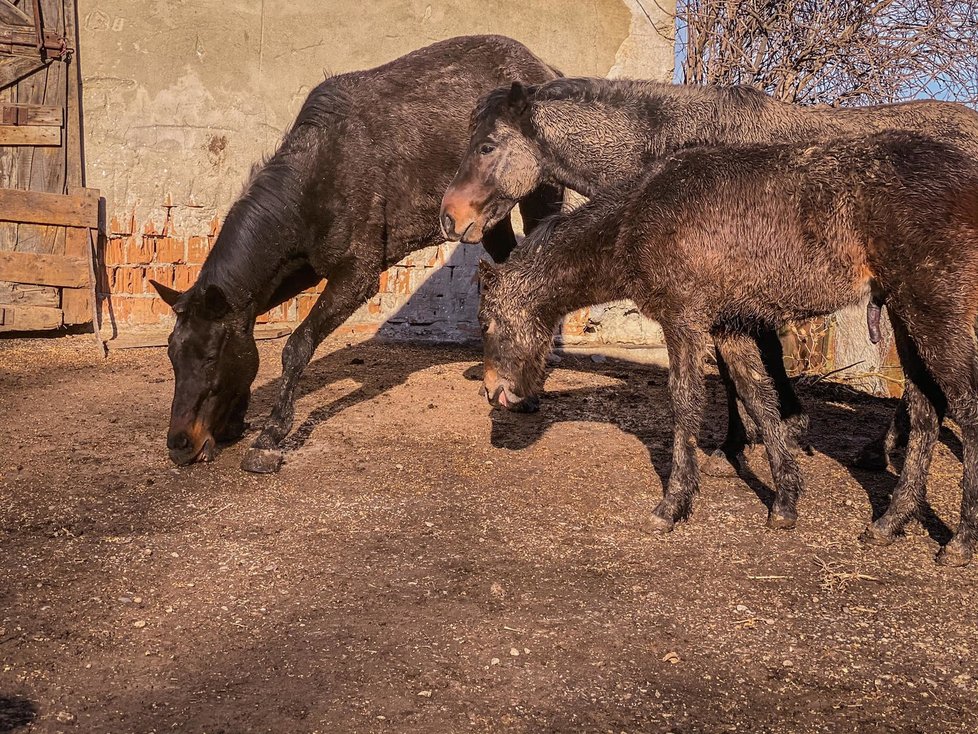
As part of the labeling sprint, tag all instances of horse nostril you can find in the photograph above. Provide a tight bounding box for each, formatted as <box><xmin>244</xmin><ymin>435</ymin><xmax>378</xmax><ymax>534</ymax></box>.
<box><xmin>167</xmin><ymin>432</ymin><xmax>191</xmax><ymax>451</ymax></box>
<box><xmin>441</xmin><ymin>211</ymin><xmax>456</xmax><ymax>239</ymax></box>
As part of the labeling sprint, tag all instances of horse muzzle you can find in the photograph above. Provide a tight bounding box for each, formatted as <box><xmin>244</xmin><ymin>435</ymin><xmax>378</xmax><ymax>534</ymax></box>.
<box><xmin>480</xmin><ymin>381</ymin><xmax>539</xmax><ymax>413</ymax></box>
<box><xmin>440</xmin><ymin>190</ymin><xmax>491</xmax><ymax>244</ymax></box>
<box><xmin>167</xmin><ymin>420</ymin><xmax>217</xmax><ymax>466</ymax></box>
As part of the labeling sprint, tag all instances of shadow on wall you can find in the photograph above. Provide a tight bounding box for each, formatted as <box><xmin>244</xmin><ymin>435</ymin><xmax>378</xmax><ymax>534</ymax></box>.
<box><xmin>247</xmin><ymin>240</ymin><xmax>494</xmax><ymax>455</ymax></box>
<box><xmin>370</xmin><ymin>240</ymin><xmax>487</xmax><ymax>344</ymax></box>
<box><xmin>94</xmin><ymin>231</ymin><xmax>116</xmax><ymax>340</ymax></box>
<box><xmin>90</xmin><ymin>231</ymin><xmax>496</xmax><ymax>343</ymax></box>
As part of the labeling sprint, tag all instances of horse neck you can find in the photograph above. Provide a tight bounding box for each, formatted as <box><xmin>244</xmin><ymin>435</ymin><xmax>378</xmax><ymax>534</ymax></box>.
<box><xmin>530</xmin><ymin>83</ymin><xmax>821</xmax><ymax>193</ymax></box>
<box><xmin>197</xmin><ymin>155</ymin><xmax>319</xmax><ymax>315</ymax></box>
<box><xmin>531</xmin><ymin>98</ymin><xmax>650</xmax><ymax>195</ymax></box>
<box><xmin>509</xmin><ymin>202</ymin><xmax>624</xmax><ymax>322</ymax></box>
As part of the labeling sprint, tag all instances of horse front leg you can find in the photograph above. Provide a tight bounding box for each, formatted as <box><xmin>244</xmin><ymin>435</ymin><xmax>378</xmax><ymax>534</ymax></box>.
<box><xmin>709</xmin><ymin>349</ymin><xmax>752</xmax><ymax>475</ymax></box>
<box><xmin>241</xmin><ymin>260</ymin><xmax>380</xmax><ymax>473</ymax></box>
<box><xmin>756</xmin><ymin>326</ymin><xmax>809</xmax><ymax>453</ymax></box>
<box><xmin>481</xmin><ymin>215</ymin><xmax>518</xmax><ymax>264</ymax></box>
<box><xmin>519</xmin><ymin>183</ymin><xmax>563</xmax><ymax>233</ymax></box>
<box><xmin>716</xmin><ymin>332</ymin><xmax>806</xmax><ymax>529</ymax></box>
<box><xmin>650</xmin><ymin>321</ymin><xmax>709</xmax><ymax>532</ymax></box>
<box><xmin>853</xmin><ymin>398</ymin><xmax>909</xmax><ymax>471</ymax></box>
<box><xmin>481</xmin><ymin>184</ymin><xmax>564</xmax><ymax>264</ymax></box>
<box><xmin>708</xmin><ymin>326</ymin><xmax>806</xmax><ymax>475</ymax></box>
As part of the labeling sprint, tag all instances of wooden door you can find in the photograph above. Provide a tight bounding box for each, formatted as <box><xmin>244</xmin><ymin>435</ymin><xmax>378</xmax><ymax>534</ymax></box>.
<box><xmin>0</xmin><ymin>0</ymin><xmax>98</xmax><ymax>333</ymax></box>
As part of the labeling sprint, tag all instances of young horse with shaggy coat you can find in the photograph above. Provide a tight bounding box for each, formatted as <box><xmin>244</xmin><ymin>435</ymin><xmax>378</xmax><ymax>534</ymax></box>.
<box><xmin>445</xmin><ymin>78</ymin><xmax>978</xmax><ymax>472</ymax></box>
<box><xmin>478</xmin><ymin>131</ymin><xmax>978</xmax><ymax>567</ymax></box>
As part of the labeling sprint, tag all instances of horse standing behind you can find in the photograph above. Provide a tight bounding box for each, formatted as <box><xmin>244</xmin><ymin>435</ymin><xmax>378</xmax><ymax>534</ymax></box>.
<box><xmin>442</xmin><ymin>78</ymin><xmax>978</xmax><ymax>471</ymax></box>
<box><xmin>148</xmin><ymin>36</ymin><xmax>562</xmax><ymax>472</ymax></box>
<box><xmin>478</xmin><ymin>131</ymin><xmax>978</xmax><ymax>566</ymax></box>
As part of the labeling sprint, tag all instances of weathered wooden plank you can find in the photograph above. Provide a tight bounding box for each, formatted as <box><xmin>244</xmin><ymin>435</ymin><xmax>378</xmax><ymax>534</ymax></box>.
<box><xmin>65</xmin><ymin>1</ymin><xmax>82</xmax><ymax>192</ymax></box>
<box><xmin>0</xmin><ymin>56</ymin><xmax>46</xmax><ymax>90</ymax></box>
<box><xmin>0</xmin><ymin>304</ymin><xmax>62</xmax><ymax>331</ymax></box>
<box><xmin>21</xmin><ymin>49</ymin><xmax>68</xmax><ymax>255</ymax></box>
<box><xmin>61</xmin><ymin>226</ymin><xmax>91</xmax><ymax>323</ymax></box>
<box><xmin>16</xmin><ymin>222</ymin><xmax>64</xmax><ymax>255</ymax></box>
<box><xmin>61</xmin><ymin>284</ymin><xmax>89</xmax><ymax>324</ymax></box>
<box><xmin>0</xmin><ymin>123</ymin><xmax>60</xmax><ymax>145</ymax></box>
<box><xmin>0</xmin><ymin>1</ymin><xmax>32</xmax><ymax>25</ymax></box>
<box><xmin>0</xmin><ymin>103</ymin><xmax>63</xmax><ymax>126</ymax></box>
<box><xmin>0</xmin><ymin>187</ymin><xmax>98</xmax><ymax>227</ymax></box>
<box><xmin>0</xmin><ymin>249</ymin><xmax>87</xmax><ymax>286</ymax></box>
<box><xmin>0</xmin><ymin>28</ymin><xmax>65</xmax><ymax>49</ymax></box>
<box><xmin>0</xmin><ymin>280</ymin><xmax>59</xmax><ymax>307</ymax></box>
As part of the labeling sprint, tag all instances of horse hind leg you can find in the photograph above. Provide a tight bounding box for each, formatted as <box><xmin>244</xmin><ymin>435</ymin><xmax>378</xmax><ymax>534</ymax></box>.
<box><xmin>926</xmin><ymin>331</ymin><xmax>978</xmax><ymax>566</ymax></box>
<box><xmin>860</xmin><ymin>315</ymin><xmax>945</xmax><ymax>547</ymax></box>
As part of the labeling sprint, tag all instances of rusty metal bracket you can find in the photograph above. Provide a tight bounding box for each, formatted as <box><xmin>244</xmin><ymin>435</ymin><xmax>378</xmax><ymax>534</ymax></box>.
<box><xmin>0</xmin><ymin>27</ymin><xmax>71</xmax><ymax>60</ymax></box>
<box><xmin>0</xmin><ymin>3</ymin><xmax>72</xmax><ymax>63</ymax></box>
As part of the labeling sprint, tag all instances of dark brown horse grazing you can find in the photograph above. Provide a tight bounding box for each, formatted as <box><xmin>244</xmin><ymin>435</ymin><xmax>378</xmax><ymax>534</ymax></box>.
<box><xmin>479</xmin><ymin>131</ymin><xmax>978</xmax><ymax>566</ymax></box>
<box><xmin>148</xmin><ymin>36</ymin><xmax>562</xmax><ymax>473</ymax></box>
<box><xmin>443</xmin><ymin>78</ymin><xmax>978</xmax><ymax>471</ymax></box>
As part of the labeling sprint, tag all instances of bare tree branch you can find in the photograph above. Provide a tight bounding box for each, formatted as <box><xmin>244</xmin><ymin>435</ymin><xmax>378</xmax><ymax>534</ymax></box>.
<box><xmin>676</xmin><ymin>0</ymin><xmax>978</xmax><ymax>106</ymax></box>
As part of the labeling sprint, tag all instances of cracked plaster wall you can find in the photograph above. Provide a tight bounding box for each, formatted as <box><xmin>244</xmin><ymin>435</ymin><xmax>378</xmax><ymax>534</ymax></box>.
<box><xmin>79</xmin><ymin>0</ymin><xmax>676</xmax><ymax>343</ymax></box>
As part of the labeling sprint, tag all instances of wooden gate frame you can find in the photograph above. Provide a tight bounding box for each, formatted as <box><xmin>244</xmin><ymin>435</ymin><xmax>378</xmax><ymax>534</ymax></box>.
<box><xmin>0</xmin><ymin>185</ymin><xmax>99</xmax><ymax>332</ymax></box>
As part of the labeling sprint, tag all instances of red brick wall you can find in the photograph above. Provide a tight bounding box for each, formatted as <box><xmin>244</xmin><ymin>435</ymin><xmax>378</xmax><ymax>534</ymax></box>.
<box><xmin>99</xmin><ymin>216</ymin><xmax>215</xmax><ymax>328</ymax></box>
<box><xmin>98</xmin><ymin>216</ymin><xmax>482</xmax><ymax>340</ymax></box>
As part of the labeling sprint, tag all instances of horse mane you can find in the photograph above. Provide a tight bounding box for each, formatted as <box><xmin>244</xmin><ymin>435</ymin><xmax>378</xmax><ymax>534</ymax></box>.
<box><xmin>471</xmin><ymin>76</ymin><xmax>773</xmax><ymax>133</ymax></box>
<box><xmin>290</xmin><ymin>83</ymin><xmax>350</xmax><ymax>131</ymax></box>
<box><xmin>196</xmin><ymin>82</ymin><xmax>350</xmax><ymax>308</ymax></box>
<box><xmin>470</xmin><ymin>85</ymin><xmax>514</xmax><ymax>132</ymax></box>
<box><xmin>510</xmin><ymin>213</ymin><xmax>564</xmax><ymax>261</ymax></box>
<box><xmin>531</xmin><ymin>77</ymin><xmax>771</xmax><ymax>111</ymax></box>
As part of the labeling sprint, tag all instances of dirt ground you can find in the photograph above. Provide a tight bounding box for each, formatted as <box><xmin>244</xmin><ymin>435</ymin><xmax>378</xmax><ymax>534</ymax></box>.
<box><xmin>1</xmin><ymin>333</ymin><xmax>976</xmax><ymax>734</ymax></box>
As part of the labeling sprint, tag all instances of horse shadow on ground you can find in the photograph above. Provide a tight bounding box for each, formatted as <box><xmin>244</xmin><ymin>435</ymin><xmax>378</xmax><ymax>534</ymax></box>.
<box><xmin>0</xmin><ymin>696</ymin><xmax>37</xmax><ymax>732</ymax></box>
<box><xmin>481</xmin><ymin>358</ymin><xmax>959</xmax><ymax>545</ymax></box>
<box><xmin>244</xmin><ymin>243</ymin><xmax>959</xmax><ymax>544</ymax></box>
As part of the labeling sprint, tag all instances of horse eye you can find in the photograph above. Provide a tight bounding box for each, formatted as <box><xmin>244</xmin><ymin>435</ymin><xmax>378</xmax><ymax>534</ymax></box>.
<box><xmin>479</xmin><ymin>143</ymin><xmax>496</xmax><ymax>155</ymax></box>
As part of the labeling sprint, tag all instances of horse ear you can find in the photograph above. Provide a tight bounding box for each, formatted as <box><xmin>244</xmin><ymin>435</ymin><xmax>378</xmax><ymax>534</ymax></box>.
<box><xmin>507</xmin><ymin>81</ymin><xmax>529</xmax><ymax>116</ymax></box>
<box><xmin>201</xmin><ymin>284</ymin><xmax>231</xmax><ymax>319</ymax></box>
<box><xmin>478</xmin><ymin>260</ymin><xmax>499</xmax><ymax>287</ymax></box>
<box><xmin>149</xmin><ymin>279</ymin><xmax>184</xmax><ymax>309</ymax></box>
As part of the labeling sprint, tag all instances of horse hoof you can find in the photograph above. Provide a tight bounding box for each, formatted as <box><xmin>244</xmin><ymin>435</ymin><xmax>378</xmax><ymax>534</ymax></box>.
<box><xmin>647</xmin><ymin>513</ymin><xmax>675</xmax><ymax>534</ymax></box>
<box><xmin>766</xmin><ymin>512</ymin><xmax>796</xmax><ymax>530</ymax></box>
<box><xmin>935</xmin><ymin>544</ymin><xmax>972</xmax><ymax>567</ymax></box>
<box><xmin>241</xmin><ymin>447</ymin><xmax>284</xmax><ymax>474</ymax></box>
<box><xmin>702</xmin><ymin>448</ymin><xmax>742</xmax><ymax>478</ymax></box>
<box><xmin>858</xmin><ymin>523</ymin><xmax>896</xmax><ymax>547</ymax></box>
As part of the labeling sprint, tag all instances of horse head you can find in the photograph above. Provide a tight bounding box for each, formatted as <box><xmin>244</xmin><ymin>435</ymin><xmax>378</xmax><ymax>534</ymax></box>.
<box><xmin>440</xmin><ymin>82</ymin><xmax>546</xmax><ymax>244</ymax></box>
<box><xmin>476</xmin><ymin>260</ymin><xmax>549</xmax><ymax>414</ymax></box>
<box><xmin>150</xmin><ymin>279</ymin><xmax>259</xmax><ymax>465</ymax></box>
